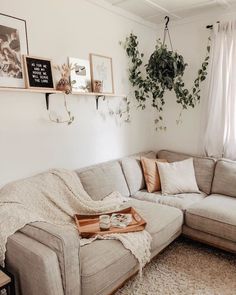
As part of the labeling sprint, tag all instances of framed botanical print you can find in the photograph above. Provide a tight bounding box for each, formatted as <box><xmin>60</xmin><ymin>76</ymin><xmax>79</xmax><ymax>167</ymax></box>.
<box><xmin>0</xmin><ymin>13</ymin><xmax>29</xmax><ymax>88</ymax></box>
<box><xmin>69</xmin><ymin>57</ymin><xmax>91</xmax><ymax>93</ymax></box>
<box><xmin>90</xmin><ymin>53</ymin><xmax>114</xmax><ymax>94</ymax></box>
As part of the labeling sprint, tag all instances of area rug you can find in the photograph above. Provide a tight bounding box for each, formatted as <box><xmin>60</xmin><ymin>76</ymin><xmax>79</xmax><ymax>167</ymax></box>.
<box><xmin>115</xmin><ymin>237</ymin><xmax>236</xmax><ymax>295</ymax></box>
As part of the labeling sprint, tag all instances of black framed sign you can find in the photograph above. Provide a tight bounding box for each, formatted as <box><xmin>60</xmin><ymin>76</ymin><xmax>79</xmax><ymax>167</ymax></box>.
<box><xmin>23</xmin><ymin>55</ymin><xmax>54</xmax><ymax>90</ymax></box>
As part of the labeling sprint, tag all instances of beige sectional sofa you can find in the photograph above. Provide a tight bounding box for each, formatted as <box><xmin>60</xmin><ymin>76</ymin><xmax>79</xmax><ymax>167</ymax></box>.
<box><xmin>4</xmin><ymin>150</ymin><xmax>236</xmax><ymax>295</ymax></box>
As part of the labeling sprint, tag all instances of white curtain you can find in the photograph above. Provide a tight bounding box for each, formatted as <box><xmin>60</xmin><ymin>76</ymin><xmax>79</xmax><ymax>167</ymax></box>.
<box><xmin>203</xmin><ymin>21</ymin><xmax>236</xmax><ymax>160</ymax></box>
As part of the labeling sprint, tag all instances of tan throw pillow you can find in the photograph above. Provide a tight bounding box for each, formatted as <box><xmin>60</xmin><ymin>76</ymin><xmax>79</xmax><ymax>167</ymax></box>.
<box><xmin>141</xmin><ymin>157</ymin><xmax>167</xmax><ymax>193</ymax></box>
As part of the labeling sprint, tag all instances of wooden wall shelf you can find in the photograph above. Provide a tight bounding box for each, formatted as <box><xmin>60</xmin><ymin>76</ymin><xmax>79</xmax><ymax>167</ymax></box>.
<box><xmin>0</xmin><ymin>87</ymin><xmax>126</xmax><ymax>110</ymax></box>
<box><xmin>0</xmin><ymin>87</ymin><xmax>62</xmax><ymax>94</ymax></box>
<box><xmin>72</xmin><ymin>92</ymin><xmax>126</xmax><ymax>109</ymax></box>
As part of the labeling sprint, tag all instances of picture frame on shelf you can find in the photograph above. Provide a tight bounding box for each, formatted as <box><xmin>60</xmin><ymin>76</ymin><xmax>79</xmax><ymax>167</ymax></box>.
<box><xmin>90</xmin><ymin>53</ymin><xmax>114</xmax><ymax>94</ymax></box>
<box><xmin>0</xmin><ymin>13</ymin><xmax>29</xmax><ymax>88</ymax></box>
<box><xmin>69</xmin><ymin>57</ymin><xmax>91</xmax><ymax>93</ymax></box>
<box><xmin>23</xmin><ymin>55</ymin><xmax>55</xmax><ymax>90</ymax></box>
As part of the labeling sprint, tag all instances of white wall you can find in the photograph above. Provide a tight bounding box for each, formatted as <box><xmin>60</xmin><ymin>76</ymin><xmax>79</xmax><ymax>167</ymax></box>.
<box><xmin>1</xmin><ymin>1</ymin><xmax>236</xmax><ymax>187</ymax></box>
<box><xmin>0</xmin><ymin>0</ymin><xmax>157</xmax><ymax>186</ymax></box>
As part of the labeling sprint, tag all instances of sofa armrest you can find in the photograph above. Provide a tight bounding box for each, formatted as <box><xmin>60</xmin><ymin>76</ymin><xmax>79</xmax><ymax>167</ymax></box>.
<box><xmin>6</xmin><ymin>232</ymin><xmax>64</xmax><ymax>295</ymax></box>
<box><xmin>20</xmin><ymin>222</ymin><xmax>81</xmax><ymax>295</ymax></box>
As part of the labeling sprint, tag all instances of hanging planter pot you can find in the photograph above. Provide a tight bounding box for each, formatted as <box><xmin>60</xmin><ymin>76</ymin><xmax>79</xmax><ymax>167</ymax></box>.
<box><xmin>146</xmin><ymin>43</ymin><xmax>187</xmax><ymax>90</ymax></box>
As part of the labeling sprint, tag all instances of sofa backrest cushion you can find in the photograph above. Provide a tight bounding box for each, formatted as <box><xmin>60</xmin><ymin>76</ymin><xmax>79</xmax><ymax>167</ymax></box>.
<box><xmin>76</xmin><ymin>161</ymin><xmax>130</xmax><ymax>201</ymax></box>
<box><xmin>212</xmin><ymin>159</ymin><xmax>236</xmax><ymax>198</ymax></box>
<box><xmin>157</xmin><ymin>150</ymin><xmax>216</xmax><ymax>195</ymax></box>
<box><xmin>121</xmin><ymin>151</ymin><xmax>157</xmax><ymax>195</ymax></box>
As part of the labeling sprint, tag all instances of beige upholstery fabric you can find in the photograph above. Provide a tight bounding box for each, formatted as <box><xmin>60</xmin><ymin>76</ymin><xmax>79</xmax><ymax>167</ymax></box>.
<box><xmin>20</xmin><ymin>222</ymin><xmax>81</xmax><ymax>295</ymax></box>
<box><xmin>121</xmin><ymin>157</ymin><xmax>145</xmax><ymax>195</ymax></box>
<box><xmin>128</xmin><ymin>199</ymin><xmax>183</xmax><ymax>252</ymax></box>
<box><xmin>186</xmin><ymin>194</ymin><xmax>236</xmax><ymax>242</ymax></box>
<box><xmin>183</xmin><ymin>226</ymin><xmax>236</xmax><ymax>253</ymax></box>
<box><xmin>6</xmin><ymin>232</ymin><xmax>64</xmax><ymax>295</ymax></box>
<box><xmin>212</xmin><ymin>159</ymin><xmax>236</xmax><ymax>198</ymax></box>
<box><xmin>80</xmin><ymin>199</ymin><xmax>183</xmax><ymax>295</ymax></box>
<box><xmin>132</xmin><ymin>189</ymin><xmax>162</xmax><ymax>203</ymax></box>
<box><xmin>159</xmin><ymin>192</ymin><xmax>206</xmax><ymax>211</ymax></box>
<box><xmin>132</xmin><ymin>190</ymin><xmax>205</xmax><ymax>211</ymax></box>
<box><xmin>76</xmin><ymin>161</ymin><xmax>130</xmax><ymax>200</ymax></box>
<box><xmin>157</xmin><ymin>150</ymin><xmax>216</xmax><ymax>194</ymax></box>
<box><xmin>81</xmin><ymin>239</ymin><xmax>137</xmax><ymax>295</ymax></box>
<box><xmin>121</xmin><ymin>151</ymin><xmax>157</xmax><ymax>195</ymax></box>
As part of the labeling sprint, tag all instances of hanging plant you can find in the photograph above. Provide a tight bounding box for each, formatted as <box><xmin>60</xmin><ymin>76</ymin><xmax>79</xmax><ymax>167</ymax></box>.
<box><xmin>121</xmin><ymin>17</ymin><xmax>211</xmax><ymax>130</ymax></box>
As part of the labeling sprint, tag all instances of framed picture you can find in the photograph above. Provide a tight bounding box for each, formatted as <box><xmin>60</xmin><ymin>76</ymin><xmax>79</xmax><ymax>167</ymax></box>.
<box><xmin>0</xmin><ymin>13</ymin><xmax>28</xmax><ymax>88</ymax></box>
<box><xmin>90</xmin><ymin>53</ymin><xmax>114</xmax><ymax>94</ymax></box>
<box><xmin>23</xmin><ymin>55</ymin><xmax>55</xmax><ymax>90</ymax></box>
<box><xmin>69</xmin><ymin>57</ymin><xmax>91</xmax><ymax>93</ymax></box>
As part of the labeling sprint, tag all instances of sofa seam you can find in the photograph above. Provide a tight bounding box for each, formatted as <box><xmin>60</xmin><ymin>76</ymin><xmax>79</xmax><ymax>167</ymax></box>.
<box><xmin>118</xmin><ymin>160</ymin><xmax>132</xmax><ymax>197</ymax></box>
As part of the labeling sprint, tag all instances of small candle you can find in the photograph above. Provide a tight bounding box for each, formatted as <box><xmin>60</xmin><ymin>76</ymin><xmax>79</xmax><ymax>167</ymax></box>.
<box><xmin>99</xmin><ymin>215</ymin><xmax>110</xmax><ymax>231</ymax></box>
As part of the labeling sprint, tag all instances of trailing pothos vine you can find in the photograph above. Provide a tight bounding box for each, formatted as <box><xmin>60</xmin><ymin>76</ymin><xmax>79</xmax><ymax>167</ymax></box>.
<box><xmin>121</xmin><ymin>30</ymin><xmax>211</xmax><ymax>130</ymax></box>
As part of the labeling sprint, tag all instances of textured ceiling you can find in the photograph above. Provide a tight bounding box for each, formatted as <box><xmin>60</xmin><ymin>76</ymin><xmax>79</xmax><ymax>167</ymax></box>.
<box><xmin>103</xmin><ymin>0</ymin><xmax>236</xmax><ymax>24</ymax></box>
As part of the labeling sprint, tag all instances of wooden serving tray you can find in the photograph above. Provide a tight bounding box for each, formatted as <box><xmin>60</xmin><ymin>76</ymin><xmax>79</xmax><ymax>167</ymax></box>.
<box><xmin>74</xmin><ymin>207</ymin><xmax>146</xmax><ymax>238</ymax></box>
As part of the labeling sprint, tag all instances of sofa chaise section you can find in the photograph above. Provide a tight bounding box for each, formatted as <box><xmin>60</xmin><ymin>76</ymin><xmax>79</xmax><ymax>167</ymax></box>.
<box><xmin>184</xmin><ymin>159</ymin><xmax>236</xmax><ymax>253</ymax></box>
<box><xmin>79</xmin><ymin>198</ymin><xmax>183</xmax><ymax>295</ymax></box>
<box><xmin>75</xmin><ymin>157</ymin><xmax>183</xmax><ymax>294</ymax></box>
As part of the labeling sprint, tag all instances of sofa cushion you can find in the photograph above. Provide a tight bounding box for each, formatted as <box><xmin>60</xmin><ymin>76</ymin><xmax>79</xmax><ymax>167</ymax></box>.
<box><xmin>128</xmin><ymin>199</ymin><xmax>183</xmax><ymax>251</ymax></box>
<box><xmin>132</xmin><ymin>189</ymin><xmax>162</xmax><ymax>203</ymax></box>
<box><xmin>212</xmin><ymin>159</ymin><xmax>236</xmax><ymax>198</ymax></box>
<box><xmin>121</xmin><ymin>151</ymin><xmax>157</xmax><ymax>195</ymax></box>
<box><xmin>132</xmin><ymin>189</ymin><xmax>205</xmax><ymax>211</ymax></box>
<box><xmin>76</xmin><ymin>161</ymin><xmax>130</xmax><ymax>200</ymax></box>
<box><xmin>185</xmin><ymin>194</ymin><xmax>236</xmax><ymax>242</ymax></box>
<box><xmin>80</xmin><ymin>199</ymin><xmax>183</xmax><ymax>295</ymax></box>
<box><xmin>159</xmin><ymin>192</ymin><xmax>206</xmax><ymax>210</ymax></box>
<box><xmin>121</xmin><ymin>158</ymin><xmax>145</xmax><ymax>195</ymax></box>
<box><xmin>80</xmin><ymin>239</ymin><xmax>137</xmax><ymax>295</ymax></box>
<box><xmin>157</xmin><ymin>150</ymin><xmax>216</xmax><ymax>195</ymax></box>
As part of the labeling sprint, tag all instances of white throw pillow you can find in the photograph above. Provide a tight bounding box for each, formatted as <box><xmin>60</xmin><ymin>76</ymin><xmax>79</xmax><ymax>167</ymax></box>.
<box><xmin>156</xmin><ymin>158</ymin><xmax>200</xmax><ymax>195</ymax></box>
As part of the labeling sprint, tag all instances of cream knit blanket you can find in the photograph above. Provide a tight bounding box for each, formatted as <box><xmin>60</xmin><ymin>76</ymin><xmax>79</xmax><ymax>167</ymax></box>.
<box><xmin>0</xmin><ymin>169</ymin><xmax>151</xmax><ymax>270</ymax></box>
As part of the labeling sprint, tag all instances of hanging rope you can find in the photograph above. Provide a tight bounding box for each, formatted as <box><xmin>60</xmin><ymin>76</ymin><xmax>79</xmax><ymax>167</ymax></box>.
<box><xmin>163</xmin><ymin>16</ymin><xmax>173</xmax><ymax>51</ymax></box>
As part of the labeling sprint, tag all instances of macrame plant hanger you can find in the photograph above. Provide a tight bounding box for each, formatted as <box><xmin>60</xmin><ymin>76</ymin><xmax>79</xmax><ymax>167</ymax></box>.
<box><xmin>163</xmin><ymin>16</ymin><xmax>173</xmax><ymax>51</ymax></box>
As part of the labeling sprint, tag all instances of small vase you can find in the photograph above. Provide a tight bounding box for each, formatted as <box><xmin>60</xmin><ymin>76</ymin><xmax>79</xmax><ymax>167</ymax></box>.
<box><xmin>56</xmin><ymin>78</ymin><xmax>71</xmax><ymax>94</ymax></box>
<box><xmin>93</xmin><ymin>80</ymin><xmax>103</xmax><ymax>93</ymax></box>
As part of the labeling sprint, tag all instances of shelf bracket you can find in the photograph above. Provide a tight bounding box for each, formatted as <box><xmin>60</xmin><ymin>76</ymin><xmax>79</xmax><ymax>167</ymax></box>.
<box><xmin>95</xmin><ymin>95</ymin><xmax>106</xmax><ymax>110</ymax></box>
<box><xmin>45</xmin><ymin>93</ymin><xmax>51</xmax><ymax>110</ymax></box>
<box><xmin>45</xmin><ymin>92</ymin><xmax>60</xmax><ymax>110</ymax></box>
